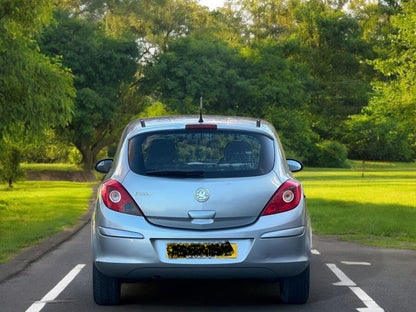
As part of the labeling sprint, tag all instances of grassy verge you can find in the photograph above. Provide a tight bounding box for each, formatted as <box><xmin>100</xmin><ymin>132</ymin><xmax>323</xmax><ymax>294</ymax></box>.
<box><xmin>21</xmin><ymin>163</ymin><xmax>82</xmax><ymax>172</ymax></box>
<box><xmin>296</xmin><ymin>161</ymin><xmax>416</xmax><ymax>249</ymax></box>
<box><xmin>0</xmin><ymin>181</ymin><xmax>95</xmax><ymax>263</ymax></box>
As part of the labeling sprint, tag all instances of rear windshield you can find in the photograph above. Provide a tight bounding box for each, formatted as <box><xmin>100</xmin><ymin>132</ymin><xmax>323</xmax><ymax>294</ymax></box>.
<box><xmin>128</xmin><ymin>130</ymin><xmax>274</xmax><ymax>178</ymax></box>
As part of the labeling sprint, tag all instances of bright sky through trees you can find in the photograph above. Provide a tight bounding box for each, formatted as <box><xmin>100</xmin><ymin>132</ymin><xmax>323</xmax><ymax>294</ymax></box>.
<box><xmin>199</xmin><ymin>0</ymin><xmax>224</xmax><ymax>10</ymax></box>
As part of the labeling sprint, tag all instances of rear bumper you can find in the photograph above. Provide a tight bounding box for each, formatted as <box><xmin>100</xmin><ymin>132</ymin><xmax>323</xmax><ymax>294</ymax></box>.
<box><xmin>93</xmin><ymin>224</ymin><xmax>311</xmax><ymax>281</ymax></box>
<box><xmin>96</xmin><ymin>263</ymin><xmax>310</xmax><ymax>281</ymax></box>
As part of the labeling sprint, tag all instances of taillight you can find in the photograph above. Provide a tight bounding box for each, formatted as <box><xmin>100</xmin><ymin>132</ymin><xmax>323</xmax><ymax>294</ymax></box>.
<box><xmin>100</xmin><ymin>180</ymin><xmax>143</xmax><ymax>216</ymax></box>
<box><xmin>185</xmin><ymin>124</ymin><xmax>217</xmax><ymax>130</ymax></box>
<box><xmin>261</xmin><ymin>180</ymin><xmax>302</xmax><ymax>215</ymax></box>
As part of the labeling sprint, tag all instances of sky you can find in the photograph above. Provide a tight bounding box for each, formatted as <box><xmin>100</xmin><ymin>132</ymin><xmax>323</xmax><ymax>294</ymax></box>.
<box><xmin>198</xmin><ymin>0</ymin><xmax>225</xmax><ymax>10</ymax></box>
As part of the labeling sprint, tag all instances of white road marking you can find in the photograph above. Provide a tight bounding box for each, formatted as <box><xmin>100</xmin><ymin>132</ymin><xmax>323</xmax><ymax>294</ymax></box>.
<box><xmin>311</xmin><ymin>249</ymin><xmax>321</xmax><ymax>255</ymax></box>
<box><xmin>25</xmin><ymin>264</ymin><xmax>86</xmax><ymax>312</ymax></box>
<box><xmin>351</xmin><ymin>287</ymin><xmax>385</xmax><ymax>312</ymax></box>
<box><xmin>326</xmin><ymin>263</ymin><xmax>356</xmax><ymax>286</ymax></box>
<box><xmin>327</xmin><ymin>263</ymin><xmax>384</xmax><ymax>312</ymax></box>
<box><xmin>342</xmin><ymin>261</ymin><xmax>371</xmax><ymax>266</ymax></box>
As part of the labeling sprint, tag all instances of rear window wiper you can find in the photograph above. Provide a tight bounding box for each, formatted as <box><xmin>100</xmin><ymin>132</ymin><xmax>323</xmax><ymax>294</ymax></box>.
<box><xmin>144</xmin><ymin>170</ymin><xmax>206</xmax><ymax>177</ymax></box>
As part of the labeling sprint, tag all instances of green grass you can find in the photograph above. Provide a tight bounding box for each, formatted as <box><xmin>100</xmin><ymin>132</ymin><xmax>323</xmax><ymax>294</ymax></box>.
<box><xmin>21</xmin><ymin>163</ymin><xmax>82</xmax><ymax>172</ymax></box>
<box><xmin>0</xmin><ymin>181</ymin><xmax>95</xmax><ymax>263</ymax></box>
<box><xmin>296</xmin><ymin>161</ymin><xmax>416</xmax><ymax>249</ymax></box>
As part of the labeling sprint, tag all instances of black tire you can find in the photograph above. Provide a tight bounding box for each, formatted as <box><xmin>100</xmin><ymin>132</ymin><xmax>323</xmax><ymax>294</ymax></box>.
<box><xmin>280</xmin><ymin>265</ymin><xmax>310</xmax><ymax>304</ymax></box>
<box><xmin>93</xmin><ymin>264</ymin><xmax>121</xmax><ymax>305</ymax></box>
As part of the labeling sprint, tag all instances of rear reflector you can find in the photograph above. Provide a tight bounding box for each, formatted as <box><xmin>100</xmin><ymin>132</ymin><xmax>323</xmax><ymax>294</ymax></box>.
<box><xmin>185</xmin><ymin>124</ymin><xmax>217</xmax><ymax>130</ymax></box>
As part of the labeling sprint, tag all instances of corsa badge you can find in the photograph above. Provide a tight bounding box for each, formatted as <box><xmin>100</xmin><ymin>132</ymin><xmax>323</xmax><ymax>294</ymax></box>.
<box><xmin>195</xmin><ymin>187</ymin><xmax>210</xmax><ymax>202</ymax></box>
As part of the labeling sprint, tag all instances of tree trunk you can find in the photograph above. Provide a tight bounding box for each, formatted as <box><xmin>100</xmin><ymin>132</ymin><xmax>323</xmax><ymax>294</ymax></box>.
<box><xmin>361</xmin><ymin>159</ymin><xmax>366</xmax><ymax>178</ymax></box>
<box><xmin>80</xmin><ymin>148</ymin><xmax>95</xmax><ymax>172</ymax></box>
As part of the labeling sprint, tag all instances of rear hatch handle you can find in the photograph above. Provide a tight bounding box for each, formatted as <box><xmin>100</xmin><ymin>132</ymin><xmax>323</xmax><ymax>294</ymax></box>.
<box><xmin>188</xmin><ymin>210</ymin><xmax>216</xmax><ymax>219</ymax></box>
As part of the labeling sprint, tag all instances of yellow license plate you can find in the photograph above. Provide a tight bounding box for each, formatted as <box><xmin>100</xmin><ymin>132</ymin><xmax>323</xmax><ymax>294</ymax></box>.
<box><xmin>167</xmin><ymin>242</ymin><xmax>237</xmax><ymax>259</ymax></box>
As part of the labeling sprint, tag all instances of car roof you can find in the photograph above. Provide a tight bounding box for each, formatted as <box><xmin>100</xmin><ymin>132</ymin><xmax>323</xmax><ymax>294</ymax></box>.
<box><xmin>123</xmin><ymin>115</ymin><xmax>277</xmax><ymax>139</ymax></box>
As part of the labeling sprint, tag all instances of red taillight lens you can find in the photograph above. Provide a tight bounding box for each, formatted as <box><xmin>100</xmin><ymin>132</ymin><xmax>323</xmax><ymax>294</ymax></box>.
<box><xmin>261</xmin><ymin>180</ymin><xmax>302</xmax><ymax>215</ymax></box>
<box><xmin>101</xmin><ymin>180</ymin><xmax>143</xmax><ymax>216</ymax></box>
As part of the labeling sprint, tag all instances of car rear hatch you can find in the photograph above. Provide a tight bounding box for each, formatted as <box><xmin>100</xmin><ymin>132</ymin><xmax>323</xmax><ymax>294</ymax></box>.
<box><xmin>123</xmin><ymin>172</ymin><xmax>281</xmax><ymax>230</ymax></box>
<box><xmin>124</xmin><ymin>126</ymin><xmax>279</xmax><ymax>230</ymax></box>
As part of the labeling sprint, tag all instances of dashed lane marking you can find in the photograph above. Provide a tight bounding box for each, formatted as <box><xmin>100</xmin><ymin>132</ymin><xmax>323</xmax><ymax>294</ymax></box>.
<box><xmin>327</xmin><ymin>263</ymin><xmax>384</xmax><ymax>312</ymax></box>
<box><xmin>327</xmin><ymin>263</ymin><xmax>356</xmax><ymax>287</ymax></box>
<box><xmin>25</xmin><ymin>264</ymin><xmax>86</xmax><ymax>312</ymax></box>
<box><xmin>342</xmin><ymin>261</ymin><xmax>371</xmax><ymax>266</ymax></box>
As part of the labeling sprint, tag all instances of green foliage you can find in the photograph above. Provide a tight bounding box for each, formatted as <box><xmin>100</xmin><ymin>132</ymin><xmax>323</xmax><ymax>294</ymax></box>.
<box><xmin>345</xmin><ymin>1</ymin><xmax>416</xmax><ymax>161</ymax></box>
<box><xmin>238</xmin><ymin>43</ymin><xmax>311</xmax><ymax>117</ymax></box>
<box><xmin>139</xmin><ymin>102</ymin><xmax>171</xmax><ymax>118</ymax></box>
<box><xmin>0</xmin><ymin>0</ymin><xmax>54</xmax><ymax>36</ymax></box>
<box><xmin>141</xmin><ymin>33</ymin><xmax>245</xmax><ymax>114</ymax></box>
<box><xmin>3</xmin><ymin>0</ymin><xmax>416</xmax><ymax>170</ymax></box>
<box><xmin>140</xmin><ymin>33</ymin><xmax>317</xmax><ymax>162</ymax></box>
<box><xmin>231</xmin><ymin>0</ymin><xmax>297</xmax><ymax>42</ymax></box>
<box><xmin>67</xmin><ymin>147</ymin><xmax>83</xmax><ymax>165</ymax></box>
<box><xmin>314</xmin><ymin>140</ymin><xmax>349</xmax><ymax>168</ymax></box>
<box><xmin>62</xmin><ymin>0</ymin><xmax>210</xmax><ymax>60</ymax></box>
<box><xmin>38</xmin><ymin>11</ymin><xmax>140</xmax><ymax>170</ymax></box>
<box><xmin>0</xmin><ymin>145</ymin><xmax>25</xmax><ymax>188</ymax></box>
<box><xmin>0</xmin><ymin>39</ymin><xmax>75</xmax><ymax>132</ymax></box>
<box><xmin>0</xmin><ymin>0</ymin><xmax>75</xmax><ymax>182</ymax></box>
<box><xmin>0</xmin><ymin>2</ymin><xmax>75</xmax><ymax>138</ymax></box>
<box><xmin>21</xmin><ymin>129</ymin><xmax>74</xmax><ymax>163</ymax></box>
<box><xmin>344</xmin><ymin>106</ymin><xmax>415</xmax><ymax>162</ymax></box>
<box><xmin>289</xmin><ymin>0</ymin><xmax>372</xmax><ymax>139</ymax></box>
<box><xmin>264</xmin><ymin>106</ymin><xmax>319</xmax><ymax>162</ymax></box>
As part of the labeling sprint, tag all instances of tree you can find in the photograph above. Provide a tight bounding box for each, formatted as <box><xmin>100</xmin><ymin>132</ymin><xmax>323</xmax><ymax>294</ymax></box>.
<box><xmin>0</xmin><ymin>0</ymin><xmax>75</xmax><ymax>138</ymax></box>
<box><xmin>238</xmin><ymin>42</ymin><xmax>310</xmax><ymax>116</ymax></box>
<box><xmin>139</xmin><ymin>33</ymin><xmax>319</xmax><ymax>162</ymax></box>
<box><xmin>289</xmin><ymin>0</ymin><xmax>373</xmax><ymax>140</ymax></box>
<box><xmin>140</xmin><ymin>33</ymin><xmax>245</xmax><ymax>114</ymax></box>
<box><xmin>344</xmin><ymin>110</ymin><xmax>413</xmax><ymax>161</ymax></box>
<box><xmin>217</xmin><ymin>0</ymin><xmax>372</xmax><ymax>159</ymax></box>
<box><xmin>345</xmin><ymin>1</ymin><xmax>416</xmax><ymax>161</ymax></box>
<box><xmin>39</xmin><ymin>11</ymin><xmax>140</xmax><ymax>170</ymax></box>
<box><xmin>0</xmin><ymin>141</ymin><xmax>24</xmax><ymax>188</ymax></box>
<box><xmin>138</xmin><ymin>101</ymin><xmax>171</xmax><ymax>118</ymax></box>
<box><xmin>228</xmin><ymin>0</ymin><xmax>298</xmax><ymax>42</ymax></box>
<box><xmin>0</xmin><ymin>0</ymin><xmax>75</xmax><ymax>186</ymax></box>
<box><xmin>59</xmin><ymin>0</ymin><xmax>212</xmax><ymax>63</ymax></box>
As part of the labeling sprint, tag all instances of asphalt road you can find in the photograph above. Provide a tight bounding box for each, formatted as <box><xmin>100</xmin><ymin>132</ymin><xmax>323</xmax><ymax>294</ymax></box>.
<box><xmin>1</xmin><ymin>223</ymin><xmax>415</xmax><ymax>312</ymax></box>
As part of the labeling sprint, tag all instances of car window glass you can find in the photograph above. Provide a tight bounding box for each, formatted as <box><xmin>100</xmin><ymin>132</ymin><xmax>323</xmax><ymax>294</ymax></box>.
<box><xmin>129</xmin><ymin>130</ymin><xmax>274</xmax><ymax>178</ymax></box>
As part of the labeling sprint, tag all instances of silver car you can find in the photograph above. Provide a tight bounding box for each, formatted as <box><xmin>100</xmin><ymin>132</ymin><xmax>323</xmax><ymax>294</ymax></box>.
<box><xmin>92</xmin><ymin>115</ymin><xmax>311</xmax><ymax>305</ymax></box>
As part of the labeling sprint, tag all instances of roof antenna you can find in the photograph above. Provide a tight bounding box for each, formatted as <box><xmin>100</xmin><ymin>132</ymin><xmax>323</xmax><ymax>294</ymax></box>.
<box><xmin>198</xmin><ymin>97</ymin><xmax>204</xmax><ymax>123</ymax></box>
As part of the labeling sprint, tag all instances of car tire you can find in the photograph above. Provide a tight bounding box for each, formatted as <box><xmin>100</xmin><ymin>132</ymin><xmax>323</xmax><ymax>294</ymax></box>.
<box><xmin>280</xmin><ymin>265</ymin><xmax>310</xmax><ymax>304</ymax></box>
<box><xmin>93</xmin><ymin>264</ymin><xmax>121</xmax><ymax>305</ymax></box>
